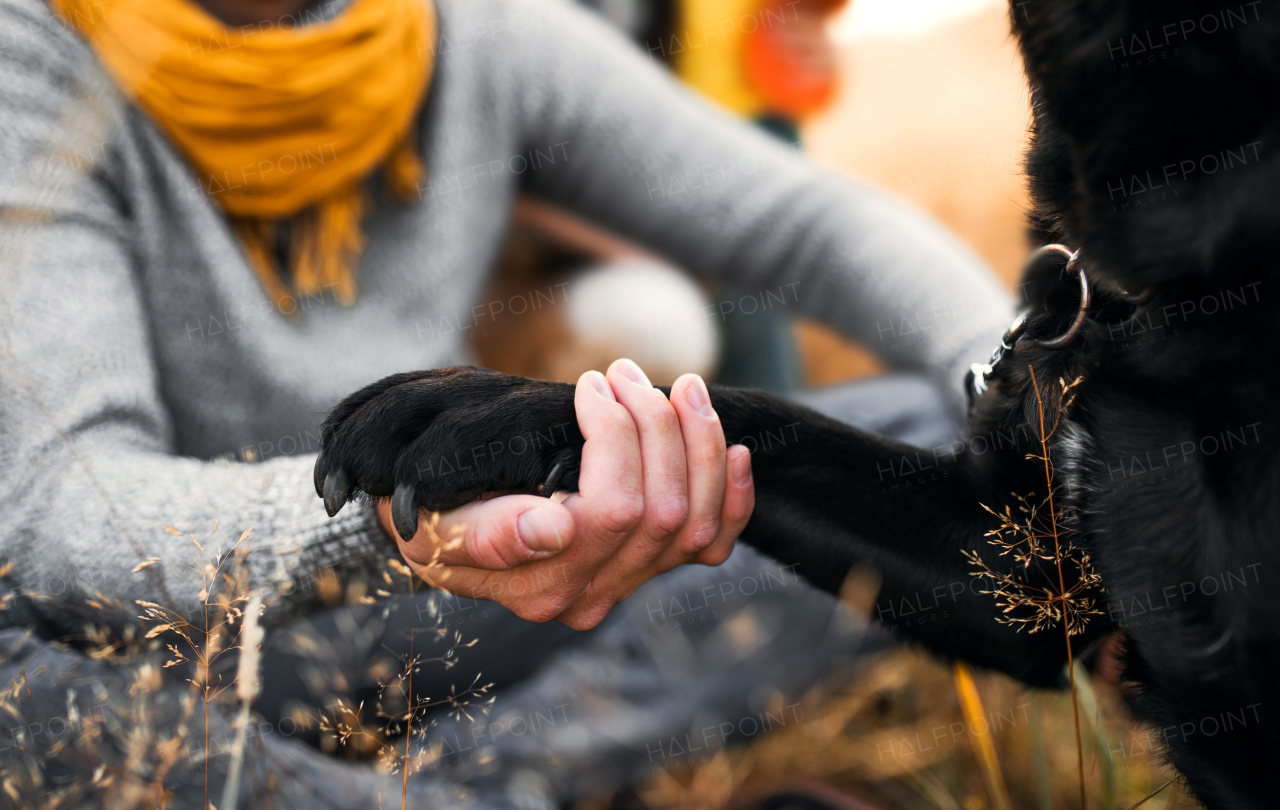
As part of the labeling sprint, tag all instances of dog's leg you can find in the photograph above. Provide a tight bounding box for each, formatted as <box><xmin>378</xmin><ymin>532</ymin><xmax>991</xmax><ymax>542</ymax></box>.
<box><xmin>317</xmin><ymin>368</ymin><xmax>1097</xmax><ymax>684</ymax></box>
<box><xmin>708</xmin><ymin>385</ymin><xmax>1090</xmax><ymax>685</ymax></box>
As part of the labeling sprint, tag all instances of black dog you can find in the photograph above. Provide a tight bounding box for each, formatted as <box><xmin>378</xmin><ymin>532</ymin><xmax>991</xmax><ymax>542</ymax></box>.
<box><xmin>316</xmin><ymin>2</ymin><xmax>1279</xmax><ymax>805</ymax></box>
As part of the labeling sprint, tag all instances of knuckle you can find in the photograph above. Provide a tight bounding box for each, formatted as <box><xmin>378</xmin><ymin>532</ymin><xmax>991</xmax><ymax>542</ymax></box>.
<box><xmin>649</xmin><ymin>405</ymin><xmax>681</xmax><ymax>434</ymax></box>
<box><xmin>566</xmin><ymin>595</ymin><xmax>618</xmax><ymax>630</ymax></box>
<box><xmin>648</xmin><ymin>495</ymin><xmax>690</xmax><ymax>537</ymax></box>
<box><xmin>563</xmin><ymin>612</ymin><xmax>605</xmax><ymax>631</ymax></box>
<box><xmin>682</xmin><ymin>519</ymin><xmax>720</xmax><ymax>552</ymax></box>
<box><xmin>596</xmin><ymin>490</ymin><xmax>645</xmax><ymax>534</ymax></box>
<box><xmin>599</xmin><ymin>406</ymin><xmax>638</xmax><ymax>435</ymax></box>
<box><xmin>512</xmin><ymin>597</ymin><xmax>566</xmax><ymax>624</ymax></box>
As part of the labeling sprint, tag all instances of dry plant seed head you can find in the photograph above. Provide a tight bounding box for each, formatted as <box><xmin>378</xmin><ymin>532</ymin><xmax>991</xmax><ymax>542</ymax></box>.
<box><xmin>970</xmin><ymin>367</ymin><xmax>1099</xmax><ymax>810</ymax></box>
<box><xmin>405</xmin><ymin>513</ymin><xmax>466</xmax><ymax>589</ymax></box>
<box><xmin>966</xmin><ymin>375</ymin><xmax>1104</xmax><ymax>637</ymax></box>
<box><xmin>235</xmin><ymin>595</ymin><xmax>263</xmax><ymax>703</ymax></box>
<box><xmin>965</xmin><ymin>498</ymin><xmax>1104</xmax><ymax>636</ymax></box>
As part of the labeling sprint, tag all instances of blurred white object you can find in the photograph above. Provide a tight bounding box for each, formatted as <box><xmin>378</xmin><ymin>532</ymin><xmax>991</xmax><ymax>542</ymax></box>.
<box><xmin>566</xmin><ymin>259</ymin><xmax>720</xmax><ymax>386</ymax></box>
<box><xmin>829</xmin><ymin>0</ymin><xmax>1001</xmax><ymax>41</ymax></box>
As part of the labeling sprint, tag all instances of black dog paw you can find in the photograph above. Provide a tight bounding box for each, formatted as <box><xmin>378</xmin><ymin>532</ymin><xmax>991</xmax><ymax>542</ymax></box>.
<box><xmin>314</xmin><ymin>367</ymin><xmax>582</xmax><ymax>539</ymax></box>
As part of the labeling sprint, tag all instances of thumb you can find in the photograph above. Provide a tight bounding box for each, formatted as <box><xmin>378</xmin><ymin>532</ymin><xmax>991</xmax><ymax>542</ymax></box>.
<box><xmin>400</xmin><ymin>494</ymin><xmax>576</xmax><ymax>571</ymax></box>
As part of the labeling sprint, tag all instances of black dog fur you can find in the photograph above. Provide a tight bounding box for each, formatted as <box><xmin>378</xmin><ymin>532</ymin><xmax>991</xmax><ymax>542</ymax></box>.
<box><xmin>317</xmin><ymin>3</ymin><xmax>1279</xmax><ymax>805</ymax></box>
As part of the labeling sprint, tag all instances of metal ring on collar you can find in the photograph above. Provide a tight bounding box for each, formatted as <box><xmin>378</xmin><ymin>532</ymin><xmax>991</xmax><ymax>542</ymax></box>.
<box><xmin>1020</xmin><ymin>244</ymin><xmax>1091</xmax><ymax>350</ymax></box>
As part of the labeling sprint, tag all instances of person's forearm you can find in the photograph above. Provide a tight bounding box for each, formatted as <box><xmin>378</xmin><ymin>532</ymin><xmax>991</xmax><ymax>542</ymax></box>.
<box><xmin>500</xmin><ymin>0</ymin><xmax>1012</xmax><ymax>409</ymax></box>
<box><xmin>2</xmin><ymin>423</ymin><xmax>389</xmax><ymax>633</ymax></box>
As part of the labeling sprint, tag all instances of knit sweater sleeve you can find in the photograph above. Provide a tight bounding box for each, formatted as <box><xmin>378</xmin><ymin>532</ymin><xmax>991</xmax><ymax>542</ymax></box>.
<box><xmin>0</xmin><ymin>1</ymin><xmax>392</xmax><ymax>630</ymax></box>
<box><xmin>485</xmin><ymin>0</ymin><xmax>1013</xmax><ymax>413</ymax></box>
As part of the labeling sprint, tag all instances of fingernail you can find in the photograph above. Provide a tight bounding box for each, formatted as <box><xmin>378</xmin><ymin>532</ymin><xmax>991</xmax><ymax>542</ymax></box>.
<box><xmin>684</xmin><ymin>376</ymin><xmax>715</xmax><ymax>419</ymax></box>
<box><xmin>518</xmin><ymin>507</ymin><xmax>569</xmax><ymax>553</ymax></box>
<box><xmin>587</xmin><ymin>371</ymin><xmax>615</xmax><ymax>401</ymax></box>
<box><xmin>615</xmin><ymin>358</ymin><xmax>650</xmax><ymax>387</ymax></box>
<box><xmin>731</xmin><ymin>448</ymin><xmax>752</xmax><ymax>486</ymax></box>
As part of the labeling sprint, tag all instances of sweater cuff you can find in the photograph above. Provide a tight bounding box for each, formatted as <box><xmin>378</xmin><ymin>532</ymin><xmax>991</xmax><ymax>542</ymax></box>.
<box><xmin>250</xmin><ymin>456</ymin><xmax>399</xmax><ymax>625</ymax></box>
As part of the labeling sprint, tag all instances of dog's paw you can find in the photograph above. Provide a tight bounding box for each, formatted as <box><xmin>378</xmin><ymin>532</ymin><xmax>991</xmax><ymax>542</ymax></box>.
<box><xmin>314</xmin><ymin>367</ymin><xmax>582</xmax><ymax>539</ymax></box>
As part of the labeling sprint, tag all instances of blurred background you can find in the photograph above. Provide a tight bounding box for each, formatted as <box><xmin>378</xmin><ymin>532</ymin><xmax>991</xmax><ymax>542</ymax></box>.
<box><xmin>478</xmin><ymin>0</ymin><xmax>1032</xmax><ymax>392</ymax></box>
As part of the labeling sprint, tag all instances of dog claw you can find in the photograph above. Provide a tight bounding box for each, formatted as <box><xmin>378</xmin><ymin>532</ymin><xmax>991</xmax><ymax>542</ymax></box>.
<box><xmin>323</xmin><ymin>468</ymin><xmax>350</xmax><ymax>517</ymax></box>
<box><xmin>392</xmin><ymin>484</ymin><xmax>419</xmax><ymax>541</ymax></box>
<box><xmin>540</xmin><ymin>461</ymin><xmax>566</xmax><ymax>497</ymax></box>
<box><xmin>313</xmin><ymin>453</ymin><xmax>328</xmax><ymax>499</ymax></box>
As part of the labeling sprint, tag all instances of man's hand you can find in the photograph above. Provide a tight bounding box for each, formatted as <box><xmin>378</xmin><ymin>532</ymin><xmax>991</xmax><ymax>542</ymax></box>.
<box><xmin>374</xmin><ymin>359</ymin><xmax>755</xmax><ymax>630</ymax></box>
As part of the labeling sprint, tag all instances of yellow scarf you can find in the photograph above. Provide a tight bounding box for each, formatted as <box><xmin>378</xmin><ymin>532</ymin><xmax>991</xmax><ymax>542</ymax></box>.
<box><xmin>51</xmin><ymin>0</ymin><xmax>436</xmax><ymax>310</ymax></box>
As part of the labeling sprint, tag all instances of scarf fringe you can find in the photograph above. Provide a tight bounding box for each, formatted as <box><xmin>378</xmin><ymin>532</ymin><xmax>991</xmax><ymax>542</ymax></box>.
<box><xmin>235</xmin><ymin>134</ymin><xmax>423</xmax><ymax>313</ymax></box>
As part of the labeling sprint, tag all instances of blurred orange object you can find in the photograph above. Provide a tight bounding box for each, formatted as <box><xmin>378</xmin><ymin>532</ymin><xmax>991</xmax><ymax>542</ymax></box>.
<box><xmin>745</xmin><ymin>0</ymin><xmax>847</xmax><ymax>120</ymax></box>
<box><xmin>676</xmin><ymin>0</ymin><xmax>848</xmax><ymax>122</ymax></box>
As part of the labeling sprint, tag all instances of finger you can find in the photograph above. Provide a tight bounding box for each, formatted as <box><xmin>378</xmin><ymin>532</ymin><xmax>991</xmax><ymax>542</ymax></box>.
<box><xmin>568</xmin><ymin>369</ymin><xmax>646</xmax><ymax>547</ymax></box>
<box><xmin>650</xmin><ymin>373</ymin><xmax>726</xmax><ymax>571</ymax></box>
<box><xmin>580</xmin><ymin>359</ymin><xmax>689</xmax><ymax>580</ymax></box>
<box><xmin>692</xmin><ymin>444</ymin><xmax>754</xmax><ymax>566</ymax></box>
<box><xmin>391</xmin><ymin>494</ymin><xmax>575</xmax><ymax>571</ymax></box>
<box><xmin>605</xmin><ymin>358</ymin><xmax>689</xmax><ymax>545</ymax></box>
<box><xmin>419</xmin><ymin>371</ymin><xmax>646</xmax><ymax>628</ymax></box>
<box><xmin>557</xmin><ymin>360</ymin><xmax>692</xmax><ymax>628</ymax></box>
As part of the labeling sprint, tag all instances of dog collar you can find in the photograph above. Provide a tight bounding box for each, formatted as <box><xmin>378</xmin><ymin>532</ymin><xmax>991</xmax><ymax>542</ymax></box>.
<box><xmin>970</xmin><ymin>244</ymin><xmax>1090</xmax><ymax>397</ymax></box>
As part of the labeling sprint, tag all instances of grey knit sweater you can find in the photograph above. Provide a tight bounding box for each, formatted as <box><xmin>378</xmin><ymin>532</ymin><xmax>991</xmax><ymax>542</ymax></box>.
<box><xmin>0</xmin><ymin>0</ymin><xmax>1013</xmax><ymax>628</ymax></box>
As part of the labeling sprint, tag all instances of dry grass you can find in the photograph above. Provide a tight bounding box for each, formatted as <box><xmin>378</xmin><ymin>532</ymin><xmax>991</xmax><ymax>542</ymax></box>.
<box><xmin>0</xmin><ymin>517</ymin><xmax>496</xmax><ymax>810</ymax></box>
<box><xmin>626</xmin><ymin>645</ymin><xmax>1195</xmax><ymax>810</ymax></box>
